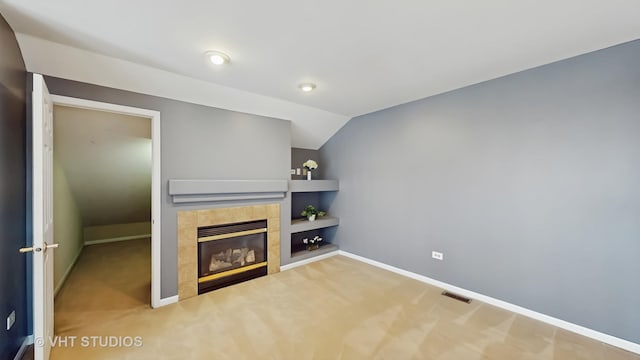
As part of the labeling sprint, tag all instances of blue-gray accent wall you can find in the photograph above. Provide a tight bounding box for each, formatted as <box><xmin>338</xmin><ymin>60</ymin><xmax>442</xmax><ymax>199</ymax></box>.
<box><xmin>0</xmin><ymin>13</ymin><xmax>29</xmax><ymax>359</ymax></box>
<box><xmin>320</xmin><ymin>40</ymin><xmax>640</xmax><ymax>343</ymax></box>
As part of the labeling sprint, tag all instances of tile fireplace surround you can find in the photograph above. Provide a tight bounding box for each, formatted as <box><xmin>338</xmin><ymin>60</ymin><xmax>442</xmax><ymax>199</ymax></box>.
<box><xmin>177</xmin><ymin>204</ymin><xmax>281</xmax><ymax>300</ymax></box>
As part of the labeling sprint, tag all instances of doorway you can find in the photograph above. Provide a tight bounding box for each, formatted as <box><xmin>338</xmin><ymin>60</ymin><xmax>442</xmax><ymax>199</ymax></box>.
<box><xmin>49</xmin><ymin>95</ymin><xmax>162</xmax><ymax>309</ymax></box>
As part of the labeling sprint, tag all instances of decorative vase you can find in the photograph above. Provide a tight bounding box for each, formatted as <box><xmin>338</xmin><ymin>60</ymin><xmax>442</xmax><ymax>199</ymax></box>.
<box><xmin>307</xmin><ymin>243</ymin><xmax>319</xmax><ymax>251</ymax></box>
<box><xmin>307</xmin><ymin>170</ymin><xmax>312</xmax><ymax>181</ymax></box>
<box><xmin>307</xmin><ymin>214</ymin><xmax>316</xmax><ymax>221</ymax></box>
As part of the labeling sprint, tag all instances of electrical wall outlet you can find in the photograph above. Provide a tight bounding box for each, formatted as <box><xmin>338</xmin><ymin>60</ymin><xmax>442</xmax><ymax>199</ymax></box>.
<box><xmin>432</xmin><ymin>251</ymin><xmax>444</xmax><ymax>261</ymax></box>
<box><xmin>6</xmin><ymin>310</ymin><xmax>15</xmax><ymax>331</ymax></box>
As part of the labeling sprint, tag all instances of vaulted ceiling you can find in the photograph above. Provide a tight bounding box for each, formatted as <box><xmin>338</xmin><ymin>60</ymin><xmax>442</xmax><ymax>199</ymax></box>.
<box><xmin>2</xmin><ymin>1</ymin><xmax>640</xmax><ymax>149</ymax></box>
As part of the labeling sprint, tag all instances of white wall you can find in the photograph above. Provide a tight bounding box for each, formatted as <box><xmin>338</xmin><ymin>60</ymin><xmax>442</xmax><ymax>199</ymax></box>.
<box><xmin>53</xmin><ymin>155</ymin><xmax>83</xmax><ymax>293</ymax></box>
<box><xmin>53</xmin><ymin>105</ymin><xmax>152</xmax><ymax>227</ymax></box>
<box><xmin>84</xmin><ymin>221</ymin><xmax>151</xmax><ymax>244</ymax></box>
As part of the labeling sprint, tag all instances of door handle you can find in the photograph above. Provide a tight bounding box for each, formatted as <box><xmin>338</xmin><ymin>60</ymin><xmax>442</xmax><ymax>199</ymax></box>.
<box><xmin>19</xmin><ymin>243</ymin><xmax>59</xmax><ymax>253</ymax></box>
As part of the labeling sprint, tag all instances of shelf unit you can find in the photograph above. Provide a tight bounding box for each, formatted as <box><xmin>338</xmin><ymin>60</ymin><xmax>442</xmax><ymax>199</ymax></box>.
<box><xmin>291</xmin><ymin>216</ymin><xmax>339</xmax><ymax>233</ymax></box>
<box><xmin>291</xmin><ymin>243</ymin><xmax>339</xmax><ymax>261</ymax></box>
<box><xmin>288</xmin><ymin>179</ymin><xmax>340</xmax><ymax>263</ymax></box>
<box><xmin>289</xmin><ymin>180</ymin><xmax>339</xmax><ymax>192</ymax></box>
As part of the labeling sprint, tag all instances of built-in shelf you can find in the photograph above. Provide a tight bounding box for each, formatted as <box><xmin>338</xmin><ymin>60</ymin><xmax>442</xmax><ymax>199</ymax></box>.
<box><xmin>291</xmin><ymin>216</ymin><xmax>339</xmax><ymax>233</ymax></box>
<box><xmin>285</xmin><ymin>168</ymin><xmax>340</xmax><ymax>265</ymax></box>
<box><xmin>291</xmin><ymin>243</ymin><xmax>339</xmax><ymax>261</ymax></box>
<box><xmin>290</xmin><ymin>180</ymin><xmax>339</xmax><ymax>193</ymax></box>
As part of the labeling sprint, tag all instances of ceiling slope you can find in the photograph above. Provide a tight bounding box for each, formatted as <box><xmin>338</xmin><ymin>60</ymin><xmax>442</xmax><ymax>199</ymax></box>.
<box><xmin>54</xmin><ymin>105</ymin><xmax>152</xmax><ymax>226</ymax></box>
<box><xmin>17</xmin><ymin>34</ymin><xmax>350</xmax><ymax>150</ymax></box>
<box><xmin>2</xmin><ymin>1</ymin><xmax>640</xmax><ymax>148</ymax></box>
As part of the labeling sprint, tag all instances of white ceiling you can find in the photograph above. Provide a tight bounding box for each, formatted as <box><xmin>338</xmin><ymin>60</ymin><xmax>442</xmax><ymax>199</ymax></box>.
<box><xmin>3</xmin><ymin>1</ymin><xmax>640</xmax><ymax>148</ymax></box>
<box><xmin>54</xmin><ymin>105</ymin><xmax>151</xmax><ymax>227</ymax></box>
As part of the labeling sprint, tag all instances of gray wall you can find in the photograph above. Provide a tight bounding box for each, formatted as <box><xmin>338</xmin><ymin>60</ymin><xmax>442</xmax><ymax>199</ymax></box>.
<box><xmin>291</xmin><ymin>147</ymin><xmax>322</xmax><ymax>180</ymax></box>
<box><xmin>0</xmin><ymin>13</ymin><xmax>28</xmax><ymax>359</ymax></box>
<box><xmin>320</xmin><ymin>40</ymin><xmax>640</xmax><ymax>343</ymax></box>
<box><xmin>290</xmin><ymin>147</ymin><xmax>321</xmax><ymax>219</ymax></box>
<box><xmin>43</xmin><ymin>76</ymin><xmax>291</xmax><ymax>298</ymax></box>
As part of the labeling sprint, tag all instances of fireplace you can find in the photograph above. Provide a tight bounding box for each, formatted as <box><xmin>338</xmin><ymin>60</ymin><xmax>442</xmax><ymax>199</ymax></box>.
<box><xmin>197</xmin><ymin>220</ymin><xmax>268</xmax><ymax>294</ymax></box>
<box><xmin>177</xmin><ymin>204</ymin><xmax>280</xmax><ymax>301</ymax></box>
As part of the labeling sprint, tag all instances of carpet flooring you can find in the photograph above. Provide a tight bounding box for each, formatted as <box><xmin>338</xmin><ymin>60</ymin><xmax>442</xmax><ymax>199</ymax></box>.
<box><xmin>50</xmin><ymin>239</ymin><xmax>639</xmax><ymax>359</ymax></box>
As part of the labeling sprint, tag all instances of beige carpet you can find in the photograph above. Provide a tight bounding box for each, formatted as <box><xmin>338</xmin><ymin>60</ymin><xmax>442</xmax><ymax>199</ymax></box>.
<box><xmin>51</xmin><ymin>241</ymin><xmax>638</xmax><ymax>359</ymax></box>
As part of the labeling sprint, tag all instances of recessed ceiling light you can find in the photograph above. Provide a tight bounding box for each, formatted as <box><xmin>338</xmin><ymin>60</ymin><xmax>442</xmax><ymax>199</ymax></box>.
<box><xmin>299</xmin><ymin>83</ymin><xmax>316</xmax><ymax>92</ymax></box>
<box><xmin>205</xmin><ymin>51</ymin><xmax>230</xmax><ymax>65</ymax></box>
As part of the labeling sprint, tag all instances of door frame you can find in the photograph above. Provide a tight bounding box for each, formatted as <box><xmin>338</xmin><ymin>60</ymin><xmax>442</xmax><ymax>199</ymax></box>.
<box><xmin>49</xmin><ymin>95</ymin><xmax>163</xmax><ymax>308</ymax></box>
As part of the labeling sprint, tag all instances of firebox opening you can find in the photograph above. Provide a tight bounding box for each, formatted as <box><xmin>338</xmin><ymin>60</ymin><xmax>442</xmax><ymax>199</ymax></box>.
<box><xmin>197</xmin><ymin>220</ymin><xmax>268</xmax><ymax>294</ymax></box>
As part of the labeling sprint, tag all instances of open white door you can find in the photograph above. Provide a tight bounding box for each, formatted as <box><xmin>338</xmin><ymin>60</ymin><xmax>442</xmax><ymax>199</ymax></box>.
<box><xmin>24</xmin><ymin>73</ymin><xmax>57</xmax><ymax>360</ymax></box>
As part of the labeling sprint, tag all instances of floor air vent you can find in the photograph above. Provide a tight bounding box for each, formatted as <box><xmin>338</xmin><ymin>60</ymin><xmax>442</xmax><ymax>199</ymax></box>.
<box><xmin>442</xmin><ymin>291</ymin><xmax>472</xmax><ymax>304</ymax></box>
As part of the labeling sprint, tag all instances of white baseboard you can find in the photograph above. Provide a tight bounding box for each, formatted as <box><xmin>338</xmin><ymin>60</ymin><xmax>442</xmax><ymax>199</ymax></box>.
<box><xmin>84</xmin><ymin>234</ymin><xmax>151</xmax><ymax>246</ymax></box>
<box><xmin>54</xmin><ymin>245</ymin><xmax>83</xmax><ymax>297</ymax></box>
<box><xmin>13</xmin><ymin>335</ymin><xmax>34</xmax><ymax>360</ymax></box>
<box><xmin>338</xmin><ymin>250</ymin><xmax>640</xmax><ymax>355</ymax></box>
<box><xmin>280</xmin><ymin>250</ymin><xmax>340</xmax><ymax>271</ymax></box>
<box><xmin>154</xmin><ymin>295</ymin><xmax>178</xmax><ymax>308</ymax></box>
